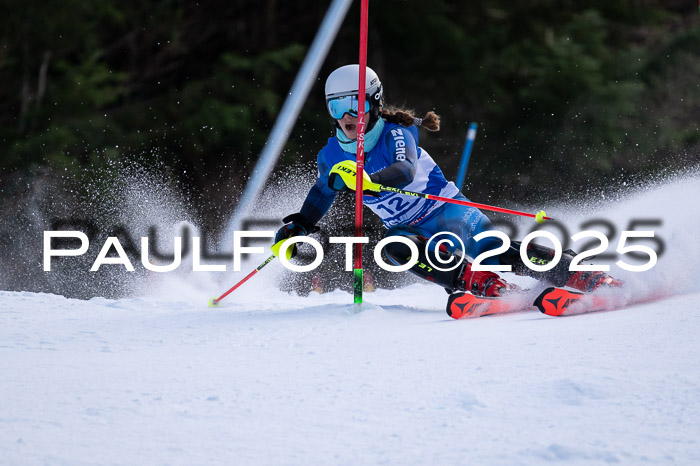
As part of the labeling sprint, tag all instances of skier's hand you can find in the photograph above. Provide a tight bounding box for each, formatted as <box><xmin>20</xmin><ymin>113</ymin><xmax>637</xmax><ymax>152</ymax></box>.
<box><xmin>274</xmin><ymin>213</ymin><xmax>318</xmax><ymax>259</ymax></box>
<box><xmin>328</xmin><ymin>160</ymin><xmax>382</xmax><ymax>196</ymax></box>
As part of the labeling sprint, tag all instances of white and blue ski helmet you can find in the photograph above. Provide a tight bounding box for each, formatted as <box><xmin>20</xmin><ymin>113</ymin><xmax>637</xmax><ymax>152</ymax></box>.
<box><xmin>324</xmin><ymin>65</ymin><xmax>383</xmax><ymax>129</ymax></box>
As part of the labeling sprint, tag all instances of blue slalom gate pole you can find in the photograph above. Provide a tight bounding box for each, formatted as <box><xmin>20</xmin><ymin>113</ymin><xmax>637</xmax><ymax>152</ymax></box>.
<box><xmin>455</xmin><ymin>122</ymin><xmax>478</xmax><ymax>191</ymax></box>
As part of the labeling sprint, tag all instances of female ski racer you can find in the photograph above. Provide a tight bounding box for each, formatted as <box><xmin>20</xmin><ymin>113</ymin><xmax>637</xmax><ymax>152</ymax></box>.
<box><xmin>276</xmin><ymin>65</ymin><xmax>621</xmax><ymax>298</ymax></box>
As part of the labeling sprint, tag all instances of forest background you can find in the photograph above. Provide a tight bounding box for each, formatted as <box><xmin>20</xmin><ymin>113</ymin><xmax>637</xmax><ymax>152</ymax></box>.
<box><xmin>2</xmin><ymin>0</ymin><xmax>699</xmax><ymax>223</ymax></box>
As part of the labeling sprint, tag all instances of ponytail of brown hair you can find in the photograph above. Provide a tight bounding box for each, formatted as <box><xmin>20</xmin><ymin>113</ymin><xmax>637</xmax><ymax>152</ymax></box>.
<box><xmin>380</xmin><ymin>106</ymin><xmax>440</xmax><ymax>132</ymax></box>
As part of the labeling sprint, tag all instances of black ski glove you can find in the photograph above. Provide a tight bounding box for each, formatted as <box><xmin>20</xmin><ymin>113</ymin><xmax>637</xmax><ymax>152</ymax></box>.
<box><xmin>274</xmin><ymin>213</ymin><xmax>319</xmax><ymax>259</ymax></box>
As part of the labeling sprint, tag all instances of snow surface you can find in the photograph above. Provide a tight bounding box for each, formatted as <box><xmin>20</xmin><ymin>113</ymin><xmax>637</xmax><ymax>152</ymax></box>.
<box><xmin>2</xmin><ymin>172</ymin><xmax>700</xmax><ymax>465</ymax></box>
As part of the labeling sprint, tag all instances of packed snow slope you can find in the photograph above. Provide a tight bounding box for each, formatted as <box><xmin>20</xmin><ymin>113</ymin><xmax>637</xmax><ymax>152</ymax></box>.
<box><xmin>2</xmin><ymin>288</ymin><xmax>700</xmax><ymax>465</ymax></box>
<box><xmin>2</xmin><ymin>172</ymin><xmax>700</xmax><ymax>465</ymax></box>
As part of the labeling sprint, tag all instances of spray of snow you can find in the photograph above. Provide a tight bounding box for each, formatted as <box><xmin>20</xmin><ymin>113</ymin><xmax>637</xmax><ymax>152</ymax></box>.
<box><xmin>520</xmin><ymin>167</ymin><xmax>700</xmax><ymax>296</ymax></box>
<box><xmin>6</xmin><ymin>158</ymin><xmax>697</xmax><ymax>304</ymax></box>
<box><xmin>145</xmin><ymin>166</ymin><xmax>700</xmax><ymax>307</ymax></box>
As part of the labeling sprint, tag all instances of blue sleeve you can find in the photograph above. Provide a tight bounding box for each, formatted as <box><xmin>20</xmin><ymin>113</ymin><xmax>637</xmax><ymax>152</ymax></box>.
<box><xmin>299</xmin><ymin>147</ymin><xmax>339</xmax><ymax>226</ymax></box>
<box><xmin>369</xmin><ymin>126</ymin><xmax>418</xmax><ymax>188</ymax></box>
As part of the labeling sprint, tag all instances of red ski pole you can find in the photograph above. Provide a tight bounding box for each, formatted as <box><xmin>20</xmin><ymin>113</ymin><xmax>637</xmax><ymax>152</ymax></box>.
<box><xmin>209</xmin><ymin>254</ymin><xmax>276</xmax><ymax>307</ymax></box>
<box><xmin>209</xmin><ymin>239</ymin><xmax>294</xmax><ymax>307</ymax></box>
<box><xmin>376</xmin><ymin>185</ymin><xmax>552</xmax><ymax>223</ymax></box>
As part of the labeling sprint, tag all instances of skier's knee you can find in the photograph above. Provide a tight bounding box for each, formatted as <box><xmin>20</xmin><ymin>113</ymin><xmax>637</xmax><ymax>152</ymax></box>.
<box><xmin>381</xmin><ymin>230</ymin><xmax>461</xmax><ymax>290</ymax></box>
<box><xmin>382</xmin><ymin>230</ymin><xmax>424</xmax><ymax>267</ymax></box>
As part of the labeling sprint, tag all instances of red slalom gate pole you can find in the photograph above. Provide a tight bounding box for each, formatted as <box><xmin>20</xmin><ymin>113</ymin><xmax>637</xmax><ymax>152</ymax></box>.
<box><xmin>209</xmin><ymin>254</ymin><xmax>276</xmax><ymax>307</ymax></box>
<box><xmin>354</xmin><ymin>0</ymin><xmax>369</xmax><ymax>310</ymax></box>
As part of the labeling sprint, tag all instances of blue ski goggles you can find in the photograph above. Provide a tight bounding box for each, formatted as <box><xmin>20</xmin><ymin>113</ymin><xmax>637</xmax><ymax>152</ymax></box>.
<box><xmin>326</xmin><ymin>95</ymin><xmax>370</xmax><ymax>120</ymax></box>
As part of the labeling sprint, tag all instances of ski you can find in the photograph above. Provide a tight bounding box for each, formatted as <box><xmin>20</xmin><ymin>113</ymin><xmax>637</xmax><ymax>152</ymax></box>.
<box><xmin>448</xmin><ymin>285</ymin><xmax>671</xmax><ymax>320</ymax></box>
<box><xmin>533</xmin><ymin>287</ymin><xmax>591</xmax><ymax>316</ymax></box>
<box><xmin>534</xmin><ymin>286</ymin><xmax>670</xmax><ymax>317</ymax></box>
<box><xmin>446</xmin><ymin>291</ymin><xmax>533</xmax><ymax>319</ymax></box>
